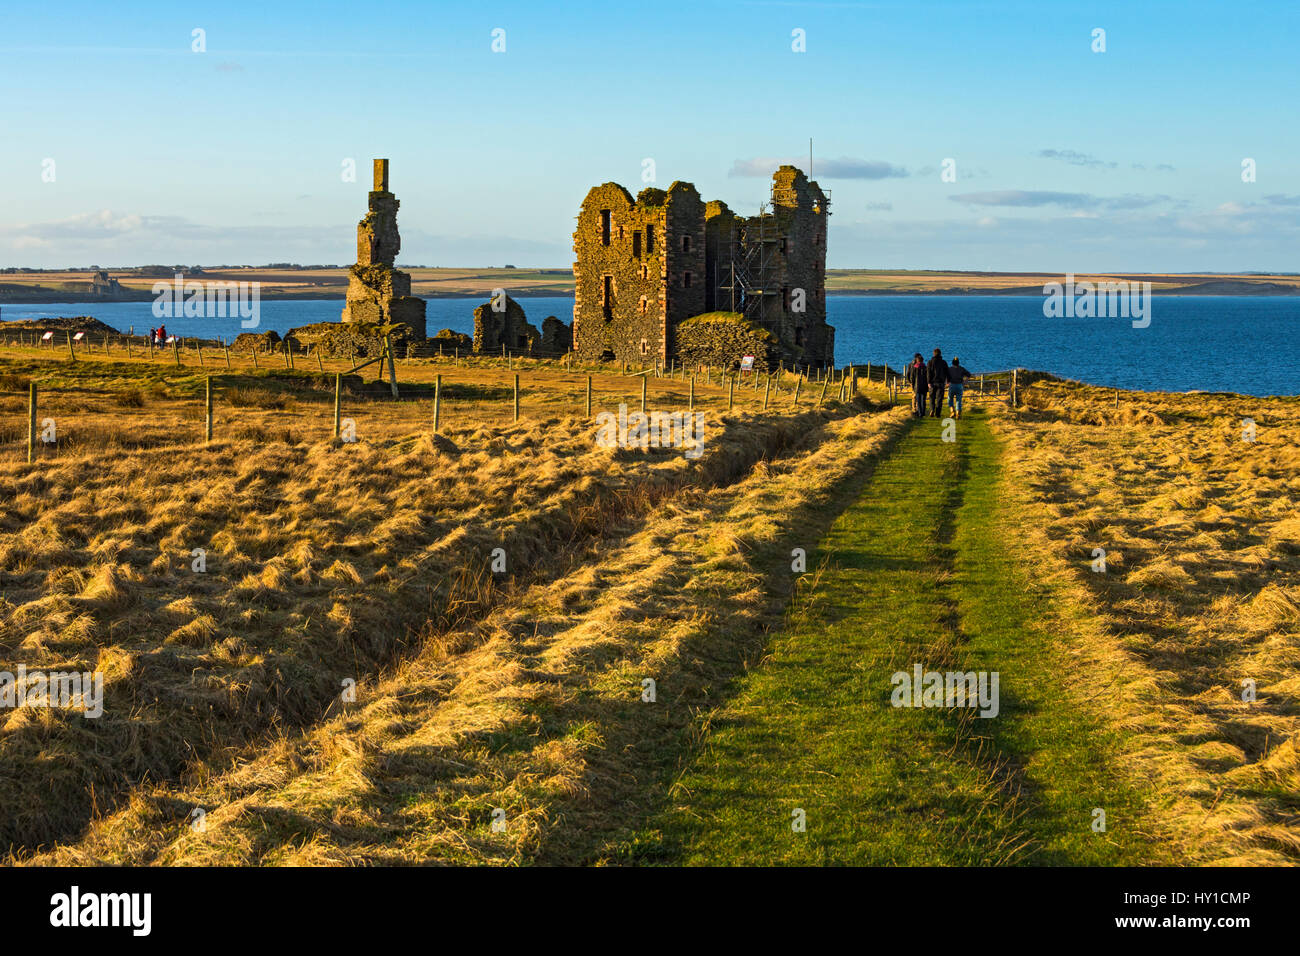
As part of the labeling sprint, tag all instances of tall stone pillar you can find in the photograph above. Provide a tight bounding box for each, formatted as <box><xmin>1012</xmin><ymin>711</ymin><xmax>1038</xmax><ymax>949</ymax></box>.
<box><xmin>341</xmin><ymin>159</ymin><xmax>427</xmax><ymax>340</ymax></box>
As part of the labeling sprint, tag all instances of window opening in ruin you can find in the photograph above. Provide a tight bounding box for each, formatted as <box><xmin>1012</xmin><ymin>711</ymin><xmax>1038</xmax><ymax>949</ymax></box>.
<box><xmin>601</xmin><ymin>349</ymin><xmax>616</xmax><ymax>361</ymax></box>
<box><xmin>795</xmin><ymin>326</ymin><xmax>804</xmax><ymax>345</ymax></box>
<box><xmin>646</xmin><ymin>224</ymin><xmax>655</xmax><ymax>253</ymax></box>
<box><xmin>640</xmin><ymin>339</ymin><xmax>648</xmax><ymax>355</ymax></box>
<box><xmin>681</xmin><ymin>235</ymin><xmax>691</xmax><ymax>253</ymax></box>
<box><xmin>782</xmin><ymin>285</ymin><xmax>791</xmax><ymax>312</ymax></box>
<box><xmin>639</xmin><ymin>295</ymin><xmax>647</xmax><ymax>314</ymax></box>
<box><xmin>602</xmin><ymin>275</ymin><xmax>613</xmax><ymax>319</ymax></box>
<box><xmin>600</xmin><ymin>210</ymin><xmax>611</xmax><ymax>246</ymax></box>
<box><xmin>633</xmin><ymin>231</ymin><xmax>642</xmax><ymax>257</ymax></box>
<box><xmin>683</xmin><ymin>271</ymin><xmax>692</xmax><ymax>288</ymax></box>
<box><xmin>779</xmin><ymin>237</ymin><xmax>788</xmax><ymax>254</ymax></box>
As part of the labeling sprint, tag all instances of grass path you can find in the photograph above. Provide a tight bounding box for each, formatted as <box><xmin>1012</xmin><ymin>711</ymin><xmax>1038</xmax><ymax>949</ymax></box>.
<box><xmin>628</xmin><ymin>410</ymin><xmax>1167</xmax><ymax>865</ymax></box>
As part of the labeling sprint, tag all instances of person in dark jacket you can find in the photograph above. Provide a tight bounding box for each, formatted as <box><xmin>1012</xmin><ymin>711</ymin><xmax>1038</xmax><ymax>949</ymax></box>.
<box><xmin>905</xmin><ymin>353</ymin><xmax>928</xmax><ymax>417</ymax></box>
<box><xmin>926</xmin><ymin>348</ymin><xmax>949</xmax><ymax>417</ymax></box>
<box><xmin>947</xmin><ymin>357</ymin><xmax>972</xmax><ymax>418</ymax></box>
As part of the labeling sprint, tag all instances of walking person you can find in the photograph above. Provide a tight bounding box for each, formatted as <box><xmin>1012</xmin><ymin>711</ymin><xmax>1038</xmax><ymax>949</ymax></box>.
<box><xmin>926</xmin><ymin>348</ymin><xmax>949</xmax><ymax>417</ymax></box>
<box><xmin>948</xmin><ymin>357</ymin><xmax>972</xmax><ymax>419</ymax></box>
<box><xmin>905</xmin><ymin>353</ymin><xmax>928</xmax><ymax>418</ymax></box>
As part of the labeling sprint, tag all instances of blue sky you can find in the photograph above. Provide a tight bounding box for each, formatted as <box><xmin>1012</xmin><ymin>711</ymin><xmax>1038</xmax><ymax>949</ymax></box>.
<box><xmin>2</xmin><ymin>0</ymin><xmax>1297</xmax><ymax>271</ymax></box>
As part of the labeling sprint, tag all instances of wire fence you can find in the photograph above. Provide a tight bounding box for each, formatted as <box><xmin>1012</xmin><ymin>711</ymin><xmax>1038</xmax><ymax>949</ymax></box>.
<box><xmin>0</xmin><ymin>336</ymin><xmax>968</xmax><ymax>465</ymax></box>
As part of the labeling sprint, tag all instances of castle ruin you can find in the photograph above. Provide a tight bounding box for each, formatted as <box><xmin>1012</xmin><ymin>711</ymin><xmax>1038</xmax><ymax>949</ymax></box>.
<box><xmin>341</xmin><ymin>159</ymin><xmax>427</xmax><ymax>340</ymax></box>
<box><xmin>571</xmin><ymin>166</ymin><xmax>832</xmax><ymax>368</ymax></box>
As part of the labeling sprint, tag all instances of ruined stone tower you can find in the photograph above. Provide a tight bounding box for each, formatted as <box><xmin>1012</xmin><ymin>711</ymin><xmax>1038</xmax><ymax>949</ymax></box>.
<box><xmin>571</xmin><ymin>167</ymin><xmax>832</xmax><ymax>368</ymax></box>
<box><xmin>341</xmin><ymin>159</ymin><xmax>427</xmax><ymax>340</ymax></box>
<box><xmin>571</xmin><ymin>181</ymin><xmax>706</xmax><ymax>364</ymax></box>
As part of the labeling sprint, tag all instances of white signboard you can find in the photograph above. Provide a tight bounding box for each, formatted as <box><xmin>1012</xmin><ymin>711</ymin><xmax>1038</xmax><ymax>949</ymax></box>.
<box><xmin>72</xmin><ymin>331</ymin><xmax>85</xmax><ymax>341</ymax></box>
<box><xmin>41</xmin><ymin>331</ymin><xmax>55</xmax><ymax>341</ymax></box>
<box><xmin>740</xmin><ymin>355</ymin><xmax>755</xmax><ymax>371</ymax></box>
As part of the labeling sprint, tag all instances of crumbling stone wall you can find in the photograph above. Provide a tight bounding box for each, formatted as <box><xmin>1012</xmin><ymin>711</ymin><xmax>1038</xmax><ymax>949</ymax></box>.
<box><xmin>571</xmin><ymin>181</ymin><xmax>705</xmax><ymax>364</ymax></box>
<box><xmin>430</xmin><ymin>328</ymin><xmax>472</xmax><ymax>350</ymax></box>
<box><xmin>572</xmin><ymin>167</ymin><xmax>830</xmax><ymax>368</ymax></box>
<box><xmin>540</xmin><ymin>315</ymin><xmax>572</xmax><ymax>353</ymax></box>
<box><xmin>341</xmin><ymin>159</ymin><xmax>427</xmax><ymax>340</ymax></box>
<box><xmin>675</xmin><ymin>312</ymin><xmax>779</xmax><ymax>372</ymax></box>
<box><xmin>232</xmin><ymin>330</ymin><xmax>282</xmax><ymax>352</ymax></box>
<box><xmin>285</xmin><ymin>321</ymin><xmax>411</xmax><ymax>358</ymax></box>
<box><xmin>473</xmin><ymin>293</ymin><xmax>540</xmax><ymax>352</ymax></box>
<box><xmin>763</xmin><ymin>165</ymin><xmax>832</xmax><ymax>367</ymax></box>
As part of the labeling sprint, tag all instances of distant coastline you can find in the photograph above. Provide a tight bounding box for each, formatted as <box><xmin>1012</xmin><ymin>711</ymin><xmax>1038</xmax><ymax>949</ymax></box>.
<box><xmin>3</xmin><ymin>268</ymin><xmax>1296</xmax><ymax>303</ymax></box>
<box><xmin>6</xmin><ymin>284</ymin><xmax>1298</xmax><ymax>303</ymax></box>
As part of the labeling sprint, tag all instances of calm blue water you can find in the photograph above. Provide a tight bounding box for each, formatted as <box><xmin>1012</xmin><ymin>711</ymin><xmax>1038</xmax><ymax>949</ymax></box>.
<box><xmin>3</xmin><ymin>295</ymin><xmax>1296</xmax><ymax>395</ymax></box>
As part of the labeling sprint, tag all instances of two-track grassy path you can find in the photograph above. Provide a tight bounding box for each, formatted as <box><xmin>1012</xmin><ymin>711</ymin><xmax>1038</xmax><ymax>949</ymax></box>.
<box><xmin>628</xmin><ymin>410</ymin><xmax>1166</xmax><ymax>865</ymax></box>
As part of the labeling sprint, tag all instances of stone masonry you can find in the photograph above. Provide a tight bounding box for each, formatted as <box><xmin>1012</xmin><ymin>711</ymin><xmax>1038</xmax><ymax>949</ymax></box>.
<box><xmin>341</xmin><ymin>159</ymin><xmax>427</xmax><ymax>340</ymax></box>
<box><xmin>571</xmin><ymin>182</ymin><xmax>706</xmax><ymax>364</ymax></box>
<box><xmin>473</xmin><ymin>293</ymin><xmax>540</xmax><ymax>352</ymax></box>
<box><xmin>572</xmin><ymin>166</ymin><xmax>833</xmax><ymax>368</ymax></box>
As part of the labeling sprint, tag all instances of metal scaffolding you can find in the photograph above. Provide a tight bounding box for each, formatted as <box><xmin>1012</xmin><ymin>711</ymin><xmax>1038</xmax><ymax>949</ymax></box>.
<box><xmin>715</xmin><ymin>182</ymin><xmax>830</xmax><ymax>339</ymax></box>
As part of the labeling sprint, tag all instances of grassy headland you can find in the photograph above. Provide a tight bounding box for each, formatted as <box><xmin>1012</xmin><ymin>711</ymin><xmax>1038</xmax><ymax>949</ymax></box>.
<box><xmin>0</xmin><ymin>344</ymin><xmax>1295</xmax><ymax>865</ymax></box>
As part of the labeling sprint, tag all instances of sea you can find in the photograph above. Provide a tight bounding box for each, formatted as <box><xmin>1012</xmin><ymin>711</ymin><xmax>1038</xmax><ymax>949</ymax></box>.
<box><xmin>2</xmin><ymin>295</ymin><xmax>1296</xmax><ymax>396</ymax></box>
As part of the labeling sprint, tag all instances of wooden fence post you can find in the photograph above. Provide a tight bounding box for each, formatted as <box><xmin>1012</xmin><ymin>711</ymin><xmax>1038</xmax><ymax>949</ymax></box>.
<box><xmin>689</xmin><ymin>375</ymin><xmax>695</xmax><ymax>412</ymax></box>
<box><xmin>333</xmin><ymin>373</ymin><xmax>342</xmax><ymax>439</ymax></box>
<box><xmin>27</xmin><ymin>382</ymin><xmax>37</xmax><ymax>464</ymax></box>
<box><xmin>66</xmin><ymin>331</ymin><xmax>76</xmax><ymax>362</ymax></box>
<box><xmin>433</xmin><ymin>374</ymin><xmax>441</xmax><ymax>433</ymax></box>
<box><xmin>205</xmin><ymin>376</ymin><xmax>213</xmax><ymax>443</ymax></box>
<box><xmin>384</xmin><ymin>334</ymin><xmax>399</xmax><ymax>398</ymax></box>
<box><xmin>173</xmin><ymin>338</ymin><xmax>181</xmax><ymax>368</ymax></box>
<box><xmin>728</xmin><ymin>374</ymin><xmax>734</xmax><ymax>411</ymax></box>
<box><xmin>224</xmin><ymin>345</ymin><xmax>231</xmax><ymax>370</ymax></box>
<box><xmin>641</xmin><ymin>374</ymin><xmax>647</xmax><ymax>414</ymax></box>
<box><xmin>586</xmin><ymin>375</ymin><xmax>592</xmax><ymax>417</ymax></box>
<box><xmin>763</xmin><ymin>376</ymin><xmax>771</xmax><ymax>410</ymax></box>
<box><xmin>513</xmin><ymin>373</ymin><xmax>520</xmax><ymax>422</ymax></box>
<box><xmin>793</xmin><ymin>376</ymin><xmax>802</xmax><ymax>406</ymax></box>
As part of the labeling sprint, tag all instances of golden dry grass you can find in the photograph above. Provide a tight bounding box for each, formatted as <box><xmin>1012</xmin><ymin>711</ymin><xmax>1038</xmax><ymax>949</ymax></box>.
<box><xmin>991</xmin><ymin>380</ymin><xmax>1300</xmax><ymax>864</ymax></box>
<box><xmin>14</xmin><ymin>399</ymin><xmax>909</xmax><ymax>865</ymax></box>
<box><xmin>0</xmin><ymin>342</ymin><xmax>883</xmax><ymax>858</ymax></box>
